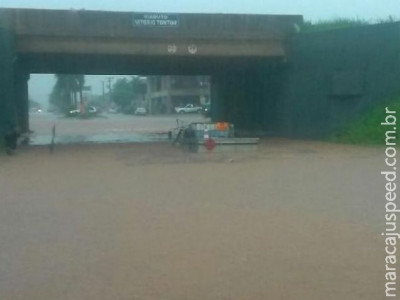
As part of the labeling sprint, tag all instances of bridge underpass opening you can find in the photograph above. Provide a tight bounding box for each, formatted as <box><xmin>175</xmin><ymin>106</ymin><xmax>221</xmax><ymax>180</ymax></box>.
<box><xmin>19</xmin><ymin>45</ymin><xmax>289</xmax><ymax>145</ymax></box>
<box><xmin>24</xmin><ymin>56</ymin><xmax>286</xmax><ymax>146</ymax></box>
<box><xmin>27</xmin><ymin>74</ymin><xmax>212</xmax><ymax>146</ymax></box>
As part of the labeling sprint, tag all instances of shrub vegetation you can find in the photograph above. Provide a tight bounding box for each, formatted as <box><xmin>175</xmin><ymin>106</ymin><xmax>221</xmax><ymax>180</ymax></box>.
<box><xmin>329</xmin><ymin>96</ymin><xmax>400</xmax><ymax>144</ymax></box>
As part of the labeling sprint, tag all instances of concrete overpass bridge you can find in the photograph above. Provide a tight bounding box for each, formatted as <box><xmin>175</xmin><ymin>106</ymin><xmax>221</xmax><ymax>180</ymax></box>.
<box><xmin>0</xmin><ymin>8</ymin><xmax>302</xmax><ymax>135</ymax></box>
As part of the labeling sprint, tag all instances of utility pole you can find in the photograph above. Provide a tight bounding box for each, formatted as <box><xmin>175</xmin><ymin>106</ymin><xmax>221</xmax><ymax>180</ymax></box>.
<box><xmin>106</xmin><ymin>77</ymin><xmax>113</xmax><ymax>104</ymax></box>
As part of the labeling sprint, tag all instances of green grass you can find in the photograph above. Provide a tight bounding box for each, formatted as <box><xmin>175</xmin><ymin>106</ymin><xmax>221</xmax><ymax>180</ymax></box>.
<box><xmin>329</xmin><ymin>97</ymin><xmax>400</xmax><ymax>144</ymax></box>
<box><xmin>301</xmin><ymin>17</ymin><xmax>399</xmax><ymax>33</ymax></box>
<box><xmin>301</xmin><ymin>18</ymin><xmax>369</xmax><ymax>33</ymax></box>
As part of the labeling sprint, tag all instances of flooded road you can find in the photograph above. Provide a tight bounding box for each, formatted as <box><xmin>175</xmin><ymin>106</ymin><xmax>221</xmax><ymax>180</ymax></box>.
<box><xmin>0</xmin><ymin>140</ymin><xmax>386</xmax><ymax>299</ymax></box>
<box><xmin>28</xmin><ymin>112</ymin><xmax>207</xmax><ymax>145</ymax></box>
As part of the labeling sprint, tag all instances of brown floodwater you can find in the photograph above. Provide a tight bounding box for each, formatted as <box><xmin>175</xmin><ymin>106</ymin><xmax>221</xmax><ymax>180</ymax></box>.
<box><xmin>0</xmin><ymin>140</ymin><xmax>387</xmax><ymax>299</ymax></box>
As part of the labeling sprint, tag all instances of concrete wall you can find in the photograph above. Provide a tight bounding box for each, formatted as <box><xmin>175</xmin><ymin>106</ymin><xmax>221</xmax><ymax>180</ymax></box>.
<box><xmin>211</xmin><ymin>22</ymin><xmax>400</xmax><ymax>139</ymax></box>
<box><xmin>0</xmin><ymin>28</ymin><xmax>16</xmax><ymax>137</ymax></box>
<box><xmin>278</xmin><ymin>22</ymin><xmax>400</xmax><ymax>138</ymax></box>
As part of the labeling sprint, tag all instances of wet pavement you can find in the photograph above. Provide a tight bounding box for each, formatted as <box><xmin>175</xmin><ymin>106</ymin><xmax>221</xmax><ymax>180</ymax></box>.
<box><xmin>29</xmin><ymin>112</ymin><xmax>207</xmax><ymax>145</ymax></box>
<box><xmin>29</xmin><ymin>132</ymin><xmax>169</xmax><ymax>145</ymax></box>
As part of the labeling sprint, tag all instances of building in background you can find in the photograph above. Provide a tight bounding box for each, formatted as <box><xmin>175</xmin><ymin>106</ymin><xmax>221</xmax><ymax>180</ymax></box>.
<box><xmin>146</xmin><ymin>76</ymin><xmax>210</xmax><ymax>114</ymax></box>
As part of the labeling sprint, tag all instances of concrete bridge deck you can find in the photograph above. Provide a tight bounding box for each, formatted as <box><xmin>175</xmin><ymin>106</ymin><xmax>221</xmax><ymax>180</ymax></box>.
<box><xmin>1</xmin><ymin>8</ymin><xmax>302</xmax><ymax>59</ymax></box>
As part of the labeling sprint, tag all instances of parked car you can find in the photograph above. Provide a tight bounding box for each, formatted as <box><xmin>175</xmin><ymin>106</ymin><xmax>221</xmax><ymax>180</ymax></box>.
<box><xmin>68</xmin><ymin>109</ymin><xmax>80</xmax><ymax>116</ymax></box>
<box><xmin>174</xmin><ymin>104</ymin><xmax>202</xmax><ymax>114</ymax></box>
<box><xmin>68</xmin><ymin>106</ymin><xmax>97</xmax><ymax>117</ymax></box>
<box><xmin>134</xmin><ymin>107</ymin><xmax>147</xmax><ymax>115</ymax></box>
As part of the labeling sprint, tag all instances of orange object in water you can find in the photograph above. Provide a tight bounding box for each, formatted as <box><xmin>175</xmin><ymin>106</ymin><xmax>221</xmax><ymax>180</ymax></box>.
<box><xmin>216</xmin><ymin>122</ymin><xmax>228</xmax><ymax>131</ymax></box>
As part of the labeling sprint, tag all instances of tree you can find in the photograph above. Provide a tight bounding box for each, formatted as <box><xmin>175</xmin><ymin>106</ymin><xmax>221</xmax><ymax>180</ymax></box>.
<box><xmin>131</xmin><ymin>76</ymin><xmax>147</xmax><ymax>96</ymax></box>
<box><xmin>111</xmin><ymin>78</ymin><xmax>133</xmax><ymax>111</ymax></box>
<box><xmin>111</xmin><ymin>76</ymin><xmax>147</xmax><ymax>113</ymax></box>
<box><xmin>49</xmin><ymin>74</ymin><xmax>85</xmax><ymax>113</ymax></box>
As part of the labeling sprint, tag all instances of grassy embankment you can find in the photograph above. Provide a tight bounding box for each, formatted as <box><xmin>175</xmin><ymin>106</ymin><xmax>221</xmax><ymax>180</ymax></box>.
<box><xmin>329</xmin><ymin>97</ymin><xmax>400</xmax><ymax>144</ymax></box>
<box><xmin>303</xmin><ymin>18</ymin><xmax>399</xmax><ymax>145</ymax></box>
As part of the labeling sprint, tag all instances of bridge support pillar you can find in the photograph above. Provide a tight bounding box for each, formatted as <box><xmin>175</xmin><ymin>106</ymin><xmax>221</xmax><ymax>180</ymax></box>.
<box><xmin>210</xmin><ymin>74</ymin><xmax>224</xmax><ymax>122</ymax></box>
<box><xmin>14</xmin><ymin>71</ymin><xmax>30</xmax><ymax>134</ymax></box>
<box><xmin>211</xmin><ymin>63</ymin><xmax>282</xmax><ymax>135</ymax></box>
<box><xmin>211</xmin><ymin>70</ymin><xmax>263</xmax><ymax>130</ymax></box>
<box><xmin>0</xmin><ymin>27</ymin><xmax>17</xmax><ymax>139</ymax></box>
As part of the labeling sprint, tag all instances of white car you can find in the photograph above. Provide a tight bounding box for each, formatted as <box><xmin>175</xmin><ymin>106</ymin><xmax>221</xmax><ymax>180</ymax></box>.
<box><xmin>134</xmin><ymin>107</ymin><xmax>147</xmax><ymax>115</ymax></box>
<box><xmin>174</xmin><ymin>104</ymin><xmax>202</xmax><ymax>114</ymax></box>
<box><xmin>68</xmin><ymin>106</ymin><xmax>96</xmax><ymax>116</ymax></box>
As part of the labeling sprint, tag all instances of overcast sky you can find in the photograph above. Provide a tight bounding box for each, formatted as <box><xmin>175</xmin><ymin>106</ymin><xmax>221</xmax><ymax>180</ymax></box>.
<box><xmin>1</xmin><ymin>0</ymin><xmax>399</xmax><ymax>106</ymax></box>
<box><xmin>1</xmin><ymin>0</ymin><xmax>399</xmax><ymax>21</ymax></box>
